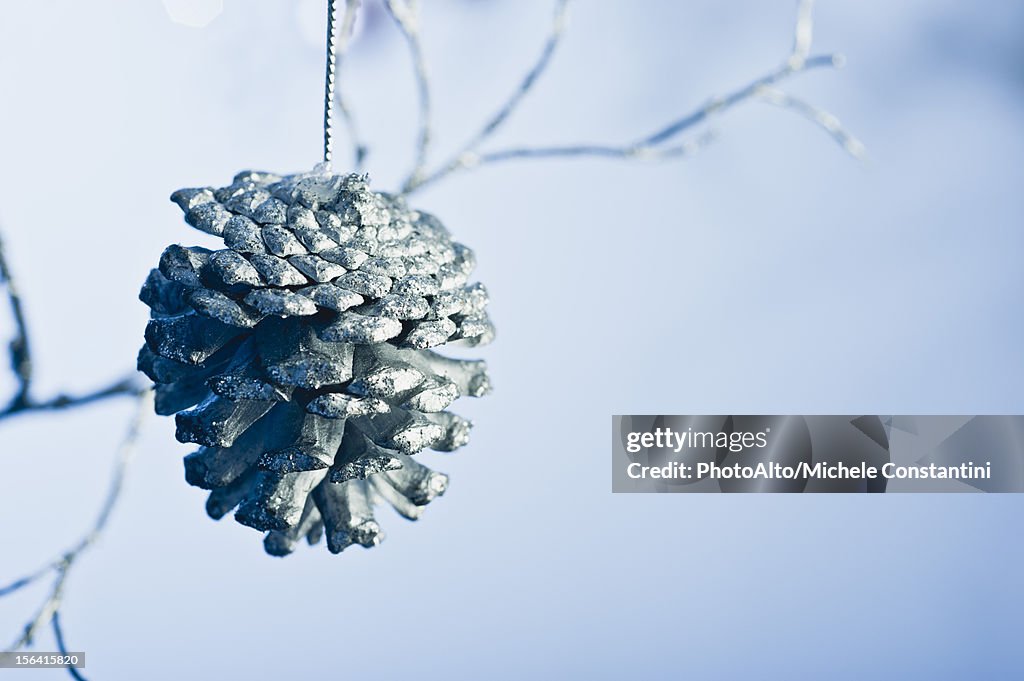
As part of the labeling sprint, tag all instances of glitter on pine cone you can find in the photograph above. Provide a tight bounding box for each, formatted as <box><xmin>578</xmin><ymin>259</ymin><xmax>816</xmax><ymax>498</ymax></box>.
<box><xmin>138</xmin><ymin>169</ymin><xmax>493</xmax><ymax>556</ymax></box>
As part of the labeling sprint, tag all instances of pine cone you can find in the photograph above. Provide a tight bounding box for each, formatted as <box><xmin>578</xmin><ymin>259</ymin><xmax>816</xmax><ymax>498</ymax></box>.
<box><xmin>138</xmin><ymin>169</ymin><xmax>493</xmax><ymax>556</ymax></box>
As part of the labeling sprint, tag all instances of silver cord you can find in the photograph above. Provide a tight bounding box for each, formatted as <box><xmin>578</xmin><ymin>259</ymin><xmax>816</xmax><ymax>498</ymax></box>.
<box><xmin>323</xmin><ymin>0</ymin><xmax>340</xmax><ymax>168</ymax></box>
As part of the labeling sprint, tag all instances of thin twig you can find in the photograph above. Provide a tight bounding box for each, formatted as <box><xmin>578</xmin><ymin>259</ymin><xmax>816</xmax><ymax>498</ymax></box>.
<box><xmin>0</xmin><ymin>376</ymin><xmax>144</xmax><ymax>423</ymax></box>
<box><xmin>3</xmin><ymin>390</ymin><xmax>151</xmax><ymax>653</ymax></box>
<box><xmin>405</xmin><ymin>0</ymin><xmax>860</xmax><ymax>193</ymax></box>
<box><xmin>333</xmin><ymin>97</ymin><xmax>366</xmax><ymax>173</ymax></box>
<box><xmin>9</xmin><ymin>561</ymin><xmax>70</xmax><ymax>652</ymax></box>
<box><xmin>385</xmin><ymin>0</ymin><xmax>432</xmax><ymax>191</ymax></box>
<box><xmin>0</xmin><ymin>232</ymin><xmax>32</xmax><ymax>409</ymax></box>
<box><xmin>336</xmin><ymin>96</ymin><xmax>368</xmax><ymax>172</ymax></box>
<box><xmin>52</xmin><ymin>611</ymin><xmax>88</xmax><ymax>681</ymax></box>
<box><xmin>633</xmin><ymin>54</ymin><xmax>837</xmax><ymax>149</ymax></box>
<box><xmin>757</xmin><ymin>85</ymin><xmax>866</xmax><ymax>159</ymax></box>
<box><xmin>790</xmin><ymin>0</ymin><xmax>816</xmax><ymax>68</ymax></box>
<box><xmin>408</xmin><ymin>0</ymin><xmax>571</xmax><ymax>193</ymax></box>
<box><xmin>0</xmin><ymin>560</ymin><xmax>59</xmax><ymax>599</ymax></box>
<box><xmin>0</xmin><ymin>226</ymin><xmax>142</xmax><ymax>420</ymax></box>
<box><xmin>472</xmin><ymin>130</ymin><xmax>717</xmax><ymax>165</ymax></box>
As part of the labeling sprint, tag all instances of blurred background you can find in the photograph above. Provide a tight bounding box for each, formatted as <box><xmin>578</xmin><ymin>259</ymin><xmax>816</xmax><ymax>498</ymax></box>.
<box><xmin>1</xmin><ymin>1</ymin><xmax>1023</xmax><ymax>678</ymax></box>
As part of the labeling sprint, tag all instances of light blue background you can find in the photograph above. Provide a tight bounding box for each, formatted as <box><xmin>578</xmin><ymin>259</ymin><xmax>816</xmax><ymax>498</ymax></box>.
<box><xmin>1</xmin><ymin>1</ymin><xmax>1022</xmax><ymax>679</ymax></box>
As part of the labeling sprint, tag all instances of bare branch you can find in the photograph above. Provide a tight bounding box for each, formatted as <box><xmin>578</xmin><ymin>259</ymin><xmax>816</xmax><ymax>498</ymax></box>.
<box><xmin>1</xmin><ymin>226</ymin><xmax>142</xmax><ymax>421</ymax></box>
<box><xmin>0</xmin><ymin>231</ymin><xmax>32</xmax><ymax>409</ymax></box>
<box><xmin>790</xmin><ymin>0</ymin><xmax>815</xmax><ymax>68</ymax></box>
<box><xmin>0</xmin><ymin>560</ymin><xmax>59</xmax><ymax>599</ymax></box>
<box><xmin>408</xmin><ymin>0</ymin><xmax>571</xmax><ymax>192</ymax></box>
<box><xmin>464</xmin><ymin>130</ymin><xmax>717</xmax><ymax>166</ymax></box>
<box><xmin>636</xmin><ymin>54</ymin><xmax>837</xmax><ymax>148</ymax></box>
<box><xmin>757</xmin><ymin>85</ymin><xmax>866</xmax><ymax>159</ymax></box>
<box><xmin>404</xmin><ymin>0</ymin><xmax>860</xmax><ymax>194</ymax></box>
<box><xmin>52</xmin><ymin>611</ymin><xmax>87</xmax><ymax>681</ymax></box>
<box><xmin>3</xmin><ymin>390</ymin><xmax>151</xmax><ymax>653</ymax></box>
<box><xmin>0</xmin><ymin>375</ymin><xmax>144</xmax><ymax>423</ymax></box>
<box><xmin>336</xmin><ymin>91</ymin><xmax>368</xmax><ymax>172</ymax></box>
<box><xmin>9</xmin><ymin>562</ymin><xmax>69</xmax><ymax>652</ymax></box>
<box><xmin>385</xmin><ymin>0</ymin><xmax>432</xmax><ymax>191</ymax></box>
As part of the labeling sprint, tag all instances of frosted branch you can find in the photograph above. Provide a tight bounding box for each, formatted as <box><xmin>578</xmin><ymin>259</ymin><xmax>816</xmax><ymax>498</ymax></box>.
<box><xmin>2</xmin><ymin>390</ymin><xmax>150</xmax><ymax>658</ymax></box>
<box><xmin>757</xmin><ymin>85</ymin><xmax>866</xmax><ymax>159</ymax></box>
<box><xmin>405</xmin><ymin>0</ymin><xmax>571</xmax><ymax>192</ymax></box>
<box><xmin>0</xmin><ymin>231</ymin><xmax>32</xmax><ymax>409</ymax></box>
<box><xmin>405</xmin><ymin>0</ymin><xmax>860</xmax><ymax>194</ymax></box>
<box><xmin>790</xmin><ymin>0</ymin><xmax>815</xmax><ymax>69</ymax></box>
<box><xmin>469</xmin><ymin>130</ymin><xmax>717</xmax><ymax>165</ymax></box>
<box><xmin>0</xmin><ymin>376</ymin><xmax>145</xmax><ymax>422</ymax></box>
<box><xmin>51</xmin><ymin>611</ymin><xmax>87</xmax><ymax>681</ymax></box>
<box><xmin>0</xmin><ymin>228</ymin><xmax>144</xmax><ymax>420</ymax></box>
<box><xmin>385</xmin><ymin>0</ymin><xmax>432</xmax><ymax>190</ymax></box>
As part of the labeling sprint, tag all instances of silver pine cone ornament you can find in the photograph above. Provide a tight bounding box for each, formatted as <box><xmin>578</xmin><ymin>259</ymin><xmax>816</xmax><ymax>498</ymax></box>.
<box><xmin>138</xmin><ymin>169</ymin><xmax>493</xmax><ymax>556</ymax></box>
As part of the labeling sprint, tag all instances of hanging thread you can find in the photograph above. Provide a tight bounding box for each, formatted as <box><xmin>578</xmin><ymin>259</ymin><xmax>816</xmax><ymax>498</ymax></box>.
<box><xmin>323</xmin><ymin>0</ymin><xmax>340</xmax><ymax>168</ymax></box>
